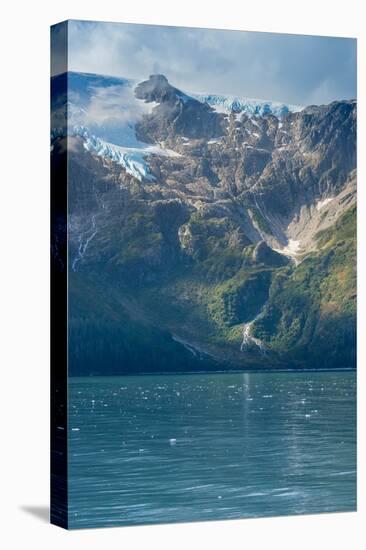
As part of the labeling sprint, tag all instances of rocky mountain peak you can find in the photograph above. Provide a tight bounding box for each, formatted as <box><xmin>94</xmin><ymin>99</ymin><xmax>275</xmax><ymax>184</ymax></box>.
<box><xmin>135</xmin><ymin>74</ymin><xmax>184</xmax><ymax>104</ymax></box>
<box><xmin>134</xmin><ymin>74</ymin><xmax>226</xmax><ymax>142</ymax></box>
<box><xmin>150</xmin><ymin>73</ymin><xmax>168</xmax><ymax>83</ymax></box>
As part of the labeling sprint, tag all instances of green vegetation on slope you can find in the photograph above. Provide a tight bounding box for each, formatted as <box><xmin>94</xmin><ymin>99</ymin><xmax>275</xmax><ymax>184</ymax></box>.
<box><xmin>68</xmin><ymin>171</ymin><xmax>356</xmax><ymax>372</ymax></box>
<box><xmin>252</xmin><ymin>204</ymin><xmax>356</xmax><ymax>367</ymax></box>
<box><xmin>68</xmin><ymin>274</ymin><xmax>221</xmax><ymax>375</ymax></box>
<box><xmin>208</xmin><ymin>269</ymin><xmax>272</xmax><ymax>327</ymax></box>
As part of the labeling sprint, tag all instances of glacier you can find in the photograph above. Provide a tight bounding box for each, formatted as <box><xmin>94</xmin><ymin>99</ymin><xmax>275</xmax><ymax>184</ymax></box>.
<box><xmin>51</xmin><ymin>72</ymin><xmax>179</xmax><ymax>182</ymax></box>
<box><xmin>193</xmin><ymin>93</ymin><xmax>303</xmax><ymax>118</ymax></box>
<box><xmin>73</xmin><ymin>125</ymin><xmax>180</xmax><ymax>182</ymax></box>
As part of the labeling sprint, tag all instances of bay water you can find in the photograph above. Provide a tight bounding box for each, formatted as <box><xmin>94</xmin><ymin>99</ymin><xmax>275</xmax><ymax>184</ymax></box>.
<box><xmin>68</xmin><ymin>371</ymin><xmax>356</xmax><ymax>528</ymax></box>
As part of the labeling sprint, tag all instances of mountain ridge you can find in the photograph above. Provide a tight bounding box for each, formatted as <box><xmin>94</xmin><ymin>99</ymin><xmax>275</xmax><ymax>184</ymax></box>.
<box><xmin>51</xmin><ymin>71</ymin><xmax>356</xmax><ymax>374</ymax></box>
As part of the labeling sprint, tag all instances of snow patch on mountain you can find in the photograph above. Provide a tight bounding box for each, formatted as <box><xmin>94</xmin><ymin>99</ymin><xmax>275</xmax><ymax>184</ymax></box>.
<box><xmin>316</xmin><ymin>197</ymin><xmax>333</xmax><ymax>211</ymax></box>
<box><xmin>274</xmin><ymin>239</ymin><xmax>303</xmax><ymax>265</ymax></box>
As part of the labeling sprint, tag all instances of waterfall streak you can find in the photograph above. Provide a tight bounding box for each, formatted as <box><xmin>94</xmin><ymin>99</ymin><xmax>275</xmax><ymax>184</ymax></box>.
<box><xmin>72</xmin><ymin>214</ymin><xmax>97</xmax><ymax>272</ymax></box>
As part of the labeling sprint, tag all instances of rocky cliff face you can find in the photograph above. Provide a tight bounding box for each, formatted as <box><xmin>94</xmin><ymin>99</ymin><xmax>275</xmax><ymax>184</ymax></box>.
<box><xmin>51</xmin><ymin>72</ymin><xmax>356</xmax><ymax>373</ymax></box>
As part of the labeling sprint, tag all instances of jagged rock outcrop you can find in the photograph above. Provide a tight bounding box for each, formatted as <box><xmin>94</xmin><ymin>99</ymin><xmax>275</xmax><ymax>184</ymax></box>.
<box><xmin>135</xmin><ymin>74</ymin><xmax>226</xmax><ymax>143</ymax></box>
<box><xmin>253</xmin><ymin>241</ymin><xmax>289</xmax><ymax>267</ymax></box>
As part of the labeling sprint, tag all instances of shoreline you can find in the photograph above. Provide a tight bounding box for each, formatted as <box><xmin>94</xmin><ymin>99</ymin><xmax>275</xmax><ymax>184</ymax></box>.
<box><xmin>69</xmin><ymin>367</ymin><xmax>357</xmax><ymax>380</ymax></box>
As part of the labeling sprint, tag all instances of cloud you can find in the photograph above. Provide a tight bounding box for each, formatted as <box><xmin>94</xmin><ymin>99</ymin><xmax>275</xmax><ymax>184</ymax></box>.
<box><xmin>62</xmin><ymin>20</ymin><xmax>356</xmax><ymax>106</ymax></box>
<box><xmin>80</xmin><ymin>85</ymin><xmax>152</xmax><ymax>127</ymax></box>
<box><xmin>67</xmin><ymin>82</ymin><xmax>156</xmax><ymax>148</ymax></box>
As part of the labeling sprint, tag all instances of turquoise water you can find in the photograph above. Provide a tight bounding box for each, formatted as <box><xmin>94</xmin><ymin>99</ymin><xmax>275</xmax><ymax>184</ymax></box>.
<box><xmin>68</xmin><ymin>371</ymin><xmax>356</xmax><ymax>528</ymax></box>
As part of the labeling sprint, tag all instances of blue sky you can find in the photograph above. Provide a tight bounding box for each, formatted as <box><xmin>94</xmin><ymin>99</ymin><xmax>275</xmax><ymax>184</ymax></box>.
<box><xmin>53</xmin><ymin>20</ymin><xmax>356</xmax><ymax>106</ymax></box>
